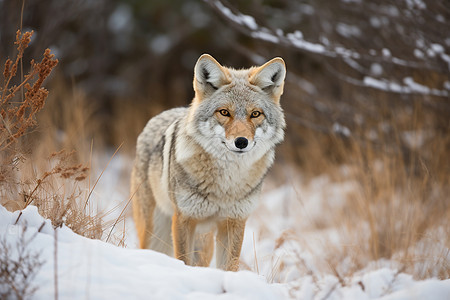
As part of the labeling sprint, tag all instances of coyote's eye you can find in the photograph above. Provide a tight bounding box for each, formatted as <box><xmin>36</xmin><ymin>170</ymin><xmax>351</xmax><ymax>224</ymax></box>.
<box><xmin>250</xmin><ymin>111</ymin><xmax>262</xmax><ymax>118</ymax></box>
<box><xmin>219</xmin><ymin>109</ymin><xmax>231</xmax><ymax>117</ymax></box>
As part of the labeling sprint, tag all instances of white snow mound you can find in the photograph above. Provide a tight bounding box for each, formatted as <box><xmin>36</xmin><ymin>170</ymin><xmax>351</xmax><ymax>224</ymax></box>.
<box><xmin>1</xmin><ymin>204</ymin><xmax>449</xmax><ymax>299</ymax></box>
<box><xmin>0</xmin><ymin>205</ymin><xmax>282</xmax><ymax>300</ymax></box>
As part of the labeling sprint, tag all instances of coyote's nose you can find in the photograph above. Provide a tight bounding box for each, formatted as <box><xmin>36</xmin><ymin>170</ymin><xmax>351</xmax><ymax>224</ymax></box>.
<box><xmin>234</xmin><ymin>137</ymin><xmax>248</xmax><ymax>149</ymax></box>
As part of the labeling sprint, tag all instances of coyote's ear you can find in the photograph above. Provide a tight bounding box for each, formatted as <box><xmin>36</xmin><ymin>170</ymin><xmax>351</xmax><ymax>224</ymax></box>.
<box><xmin>194</xmin><ymin>54</ymin><xmax>230</xmax><ymax>100</ymax></box>
<box><xmin>249</xmin><ymin>58</ymin><xmax>286</xmax><ymax>101</ymax></box>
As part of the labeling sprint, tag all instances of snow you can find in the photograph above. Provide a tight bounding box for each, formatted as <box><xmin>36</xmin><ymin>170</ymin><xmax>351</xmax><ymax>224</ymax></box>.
<box><xmin>332</xmin><ymin>122</ymin><xmax>351</xmax><ymax>137</ymax></box>
<box><xmin>336</xmin><ymin>23</ymin><xmax>361</xmax><ymax>38</ymax></box>
<box><xmin>369</xmin><ymin>16</ymin><xmax>390</xmax><ymax>28</ymax></box>
<box><xmin>444</xmin><ymin>81</ymin><xmax>450</xmax><ymax>90</ymax></box>
<box><xmin>250</xmin><ymin>31</ymin><xmax>279</xmax><ymax>44</ymax></box>
<box><xmin>240</xmin><ymin>15</ymin><xmax>258</xmax><ymax>31</ymax></box>
<box><xmin>364</xmin><ymin>76</ymin><xmax>389</xmax><ymax>90</ymax></box>
<box><xmin>214</xmin><ymin>0</ymin><xmax>257</xmax><ymax>30</ymax></box>
<box><xmin>1</xmin><ymin>205</ymin><xmax>281</xmax><ymax>299</ymax></box>
<box><xmin>286</xmin><ymin>33</ymin><xmax>326</xmax><ymax>53</ymax></box>
<box><xmin>440</xmin><ymin>53</ymin><xmax>450</xmax><ymax>70</ymax></box>
<box><xmin>426</xmin><ymin>48</ymin><xmax>436</xmax><ymax>58</ymax></box>
<box><xmin>212</xmin><ymin>0</ymin><xmax>328</xmax><ymax>55</ymax></box>
<box><xmin>405</xmin><ymin>0</ymin><xmax>426</xmax><ymax>10</ymax></box>
<box><xmin>436</xmin><ymin>15</ymin><xmax>445</xmax><ymax>23</ymax></box>
<box><xmin>431</xmin><ymin>44</ymin><xmax>444</xmax><ymax>54</ymax></box>
<box><xmin>1</xmin><ymin>161</ymin><xmax>449</xmax><ymax>299</ymax></box>
<box><xmin>403</xmin><ymin>77</ymin><xmax>429</xmax><ymax>94</ymax></box>
<box><xmin>380</xmin><ymin>279</ymin><xmax>450</xmax><ymax>300</ymax></box>
<box><xmin>370</xmin><ymin>63</ymin><xmax>383</xmax><ymax>76</ymax></box>
<box><xmin>363</xmin><ymin>76</ymin><xmax>449</xmax><ymax>97</ymax></box>
<box><xmin>413</xmin><ymin>49</ymin><xmax>424</xmax><ymax>59</ymax></box>
<box><xmin>334</xmin><ymin>46</ymin><xmax>361</xmax><ymax>59</ymax></box>
<box><xmin>108</xmin><ymin>4</ymin><xmax>133</xmax><ymax>33</ymax></box>
<box><xmin>401</xmin><ymin>130</ymin><xmax>431</xmax><ymax>149</ymax></box>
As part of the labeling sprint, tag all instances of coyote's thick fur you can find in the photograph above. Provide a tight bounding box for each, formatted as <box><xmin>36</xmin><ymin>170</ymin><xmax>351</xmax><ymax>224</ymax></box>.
<box><xmin>131</xmin><ymin>54</ymin><xmax>286</xmax><ymax>271</ymax></box>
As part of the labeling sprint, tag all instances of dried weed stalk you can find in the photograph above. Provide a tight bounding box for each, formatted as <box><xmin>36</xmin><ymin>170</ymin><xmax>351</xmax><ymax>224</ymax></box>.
<box><xmin>19</xmin><ymin>150</ymin><xmax>102</xmax><ymax>239</ymax></box>
<box><xmin>0</xmin><ymin>225</ymin><xmax>44</xmax><ymax>300</ymax></box>
<box><xmin>0</xmin><ymin>30</ymin><xmax>58</xmax><ymax>152</ymax></box>
<box><xmin>0</xmin><ymin>30</ymin><xmax>103</xmax><ymax>240</ymax></box>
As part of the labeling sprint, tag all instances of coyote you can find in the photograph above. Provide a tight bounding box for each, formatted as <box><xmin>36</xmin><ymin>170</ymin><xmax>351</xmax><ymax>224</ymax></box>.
<box><xmin>131</xmin><ymin>54</ymin><xmax>286</xmax><ymax>271</ymax></box>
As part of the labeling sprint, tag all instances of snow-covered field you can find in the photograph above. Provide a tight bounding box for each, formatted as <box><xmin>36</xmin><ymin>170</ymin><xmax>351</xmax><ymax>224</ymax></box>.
<box><xmin>1</xmin><ymin>155</ymin><xmax>449</xmax><ymax>299</ymax></box>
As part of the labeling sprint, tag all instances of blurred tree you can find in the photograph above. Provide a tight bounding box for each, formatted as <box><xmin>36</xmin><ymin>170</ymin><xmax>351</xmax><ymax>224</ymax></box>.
<box><xmin>0</xmin><ymin>0</ymin><xmax>448</xmax><ymax>165</ymax></box>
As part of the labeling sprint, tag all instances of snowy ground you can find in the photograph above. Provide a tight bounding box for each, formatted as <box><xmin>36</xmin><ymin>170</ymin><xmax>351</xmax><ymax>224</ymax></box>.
<box><xmin>1</xmin><ymin>154</ymin><xmax>449</xmax><ymax>299</ymax></box>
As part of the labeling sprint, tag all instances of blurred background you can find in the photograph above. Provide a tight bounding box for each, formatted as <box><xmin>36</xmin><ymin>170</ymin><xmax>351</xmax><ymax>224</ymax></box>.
<box><xmin>1</xmin><ymin>0</ymin><xmax>448</xmax><ymax>169</ymax></box>
<box><xmin>1</xmin><ymin>0</ymin><xmax>449</xmax><ymax>280</ymax></box>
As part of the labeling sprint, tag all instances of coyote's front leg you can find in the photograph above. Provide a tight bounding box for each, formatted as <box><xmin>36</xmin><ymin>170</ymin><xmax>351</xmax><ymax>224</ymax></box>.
<box><xmin>216</xmin><ymin>218</ymin><xmax>246</xmax><ymax>271</ymax></box>
<box><xmin>172</xmin><ymin>210</ymin><xmax>197</xmax><ymax>266</ymax></box>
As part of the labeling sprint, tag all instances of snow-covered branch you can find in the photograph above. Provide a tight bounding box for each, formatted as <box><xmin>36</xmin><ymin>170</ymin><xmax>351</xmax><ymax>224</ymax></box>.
<box><xmin>207</xmin><ymin>0</ymin><xmax>446</xmax><ymax>69</ymax></box>
<box><xmin>363</xmin><ymin>76</ymin><xmax>448</xmax><ymax>97</ymax></box>
<box><xmin>205</xmin><ymin>0</ymin><xmax>450</xmax><ymax>97</ymax></box>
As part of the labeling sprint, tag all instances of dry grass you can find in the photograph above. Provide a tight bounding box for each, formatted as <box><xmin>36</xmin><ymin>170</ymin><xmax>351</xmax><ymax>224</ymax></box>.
<box><xmin>262</xmin><ymin>99</ymin><xmax>450</xmax><ymax>282</ymax></box>
<box><xmin>335</xmin><ymin>106</ymin><xmax>448</xmax><ymax>279</ymax></box>
<box><xmin>0</xmin><ymin>30</ymin><xmax>106</xmax><ymax>240</ymax></box>
<box><xmin>0</xmin><ymin>225</ymin><xmax>44</xmax><ymax>300</ymax></box>
<box><xmin>0</xmin><ymin>28</ymin><xmax>103</xmax><ymax>300</ymax></box>
<box><xmin>0</xmin><ymin>31</ymin><xmax>57</xmax><ymax>149</ymax></box>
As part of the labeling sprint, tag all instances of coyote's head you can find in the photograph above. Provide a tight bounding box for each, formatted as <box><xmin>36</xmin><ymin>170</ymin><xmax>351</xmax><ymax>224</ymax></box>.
<box><xmin>187</xmin><ymin>54</ymin><xmax>286</xmax><ymax>161</ymax></box>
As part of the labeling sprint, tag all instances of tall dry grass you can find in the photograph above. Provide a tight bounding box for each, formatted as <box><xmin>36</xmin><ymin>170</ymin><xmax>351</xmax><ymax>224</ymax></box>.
<box><xmin>2</xmin><ymin>67</ymin><xmax>138</xmax><ymax>248</ymax></box>
<box><xmin>268</xmin><ymin>99</ymin><xmax>450</xmax><ymax>281</ymax></box>
<box><xmin>1</xmin><ymin>30</ymin><xmax>58</xmax><ymax>208</ymax></box>
<box><xmin>0</xmin><ymin>30</ymin><xmax>106</xmax><ymax>240</ymax></box>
